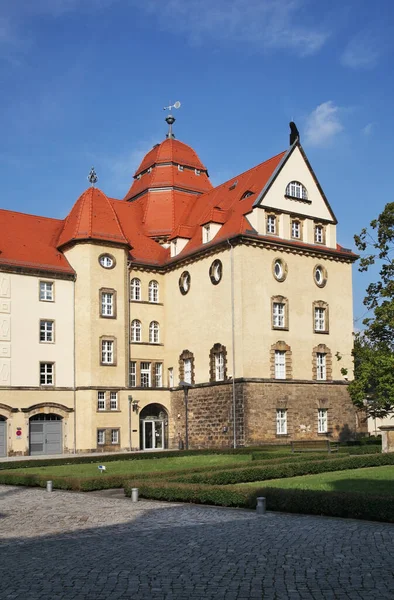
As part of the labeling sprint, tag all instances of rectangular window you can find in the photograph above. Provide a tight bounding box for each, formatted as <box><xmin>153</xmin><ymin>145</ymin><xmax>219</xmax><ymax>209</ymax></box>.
<box><xmin>39</xmin><ymin>281</ymin><xmax>53</xmax><ymax>302</ymax></box>
<box><xmin>178</xmin><ymin>164</ymin><xmax>184</xmax><ymax>172</ymax></box>
<box><xmin>318</xmin><ymin>408</ymin><xmax>328</xmax><ymax>433</ymax></box>
<box><xmin>276</xmin><ymin>409</ymin><xmax>287</xmax><ymax>435</ymax></box>
<box><xmin>40</xmin><ymin>320</ymin><xmax>54</xmax><ymax>342</ymax></box>
<box><xmin>111</xmin><ymin>429</ymin><xmax>119</xmax><ymax>444</ymax></box>
<box><xmin>273</xmin><ymin>303</ymin><xmax>285</xmax><ymax>328</ymax></box>
<box><xmin>267</xmin><ymin>215</ymin><xmax>276</xmax><ymax>234</ymax></box>
<box><xmin>40</xmin><ymin>362</ymin><xmax>54</xmax><ymax>385</ymax></box>
<box><xmin>316</xmin><ymin>353</ymin><xmax>326</xmax><ymax>380</ymax></box>
<box><xmin>155</xmin><ymin>363</ymin><xmax>163</xmax><ymax>387</ymax></box>
<box><xmin>203</xmin><ymin>224</ymin><xmax>210</xmax><ymax>244</ymax></box>
<box><xmin>215</xmin><ymin>353</ymin><xmax>224</xmax><ymax>381</ymax></box>
<box><xmin>315</xmin><ymin>225</ymin><xmax>324</xmax><ymax>244</ymax></box>
<box><xmin>110</xmin><ymin>392</ymin><xmax>118</xmax><ymax>410</ymax></box>
<box><xmin>101</xmin><ymin>340</ymin><xmax>114</xmax><ymax>364</ymax></box>
<box><xmin>274</xmin><ymin>351</ymin><xmax>286</xmax><ymax>379</ymax></box>
<box><xmin>291</xmin><ymin>220</ymin><xmax>300</xmax><ymax>239</ymax></box>
<box><xmin>168</xmin><ymin>367</ymin><xmax>174</xmax><ymax>387</ymax></box>
<box><xmin>314</xmin><ymin>307</ymin><xmax>326</xmax><ymax>332</ymax></box>
<box><xmin>140</xmin><ymin>362</ymin><xmax>151</xmax><ymax>387</ymax></box>
<box><xmin>97</xmin><ymin>429</ymin><xmax>105</xmax><ymax>445</ymax></box>
<box><xmin>97</xmin><ymin>391</ymin><xmax>105</xmax><ymax>411</ymax></box>
<box><xmin>184</xmin><ymin>358</ymin><xmax>192</xmax><ymax>384</ymax></box>
<box><xmin>101</xmin><ymin>292</ymin><xmax>114</xmax><ymax>317</ymax></box>
<box><xmin>129</xmin><ymin>361</ymin><xmax>136</xmax><ymax>387</ymax></box>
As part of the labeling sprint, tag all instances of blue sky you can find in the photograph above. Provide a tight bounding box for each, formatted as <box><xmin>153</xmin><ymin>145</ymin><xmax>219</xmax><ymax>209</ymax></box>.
<box><xmin>1</xmin><ymin>0</ymin><xmax>393</xmax><ymax>325</ymax></box>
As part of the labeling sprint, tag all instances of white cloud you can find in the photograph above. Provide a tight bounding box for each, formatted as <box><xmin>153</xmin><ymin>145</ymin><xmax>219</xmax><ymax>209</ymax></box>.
<box><xmin>341</xmin><ymin>33</ymin><xmax>381</xmax><ymax>70</ymax></box>
<box><xmin>304</xmin><ymin>101</ymin><xmax>344</xmax><ymax>147</ymax></box>
<box><xmin>134</xmin><ymin>0</ymin><xmax>329</xmax><ymax>56</ymax></box>
<box><xmin>362</xmin><ymin>122</ymin><xmax>375</xmax><ymax>136</ymax></box>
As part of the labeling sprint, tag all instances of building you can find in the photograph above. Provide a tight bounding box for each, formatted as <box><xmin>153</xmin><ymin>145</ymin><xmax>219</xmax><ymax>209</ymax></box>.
<box><xmin>0</xmin><ymin>117</ymin><xmax>365</xmax><ymax>456</ymax></box>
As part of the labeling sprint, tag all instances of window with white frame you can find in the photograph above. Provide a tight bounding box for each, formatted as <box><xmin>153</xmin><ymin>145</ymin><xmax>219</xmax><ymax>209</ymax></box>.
<box><xmin>97</xmin><ymin>391</ymin><xmax>105</xmax><ymax>411</ymax></box>
<box><xmin>184</xmin><ymin>358</ymin><xmax>192</xmax><ymax>384</ymax></box>
<box><xmin>40</xmin><ymin>362</ymin><xmax>54</xmax><ymax>385</ymax></box>
<box><xmin>130</xmin><ymin>278</ymin><xmax>141</xmax><ymax>301</ymax></box>
<box><xmin>276</xmin><ymin>409</ymin><xmax>287</xmax><ymax>435</ymax></box>
<box><xmin>318</xmin><ymin>408</ymin><xmax>328</xmax><ymax>433</ymax></box>
<box><xmin>40</xmin><ymin>320</ymin><xmax>54</xmax><ymax>342</ymax></box>
<box><xmin>195</xmin><ymin>168</ymin><xmax>201</xmax><ymax>175</ymax></box>
<box><xmin>101</xmin><ymin>340</ymin><xmax>114</xmax><ymax>364</ymax></box>
<box><xmin>178</xmin><ymin>164</ymin><xmax>184</xmax><ymax>172</ymax></box>
<box><xmin>140</xmin><ymin>362</ymin><xmax>151</xmax><ymax>387</ymax></box>
<box><xmin>273</xmin><ymin>303</ymin><xmax>285</xmax><ymax>328</ymax></box>
<box><xmin>215</xmin><ymin>352</ymin><xmax>225</xmax><ymax>381</ymax></box>
<box><xmin>39</xmin><ymin>281</ymin><xmax>53</xmax><ymax>301</ymax></box>
<box><xmin>97</xmin><ymin>429</ymin><xmax>105</xmax><ymax>445</ymax></box>
<box><xmin>274</xmin><ymin>351</ymin><xmax>286</xmax><ymax>379</ymax></box>
<box><xmin>291</xmin><ymin>220</ymin><xmax>301</xmax><ymax>239</ymax></box>
<box><xmin>111</xmin><ymin>429</ymin><xmax>119</xmax><ymax>444</ymax></box>
<box><xmin>267</xmin><ymin>215</ymin><xmax>277</xmax><ymax>235</ymax></box>
<box><xmin>203</xmin><ymin>224</ymin><xmax>211</xmax><ymax>244</ymax></box>
<box><xmin>110</xmin><ymin>392</ymin><xmax>118</xmax><ymax>410</ymax></box>
<box><xmin>168</xmin><ymin>367</ymin><xmax>174</xmax><ymax>387</ymax></box>
<box><xmin>315</xmin><ymin>225</ymin><xmax>324</xmax><ymax>244</ymax></box>
<box><xmin>155</xmin><ymin>363</ymin><xmax>163</xmax><ymax>387</ymax></box>
<box><xmin>101</xmin><ymin>292</ymin><xmax>114</xmax><ymax>317</ymax></box>
<box><xmin>314</xmin><ymin>307</ymin><xmax>326</xmax><ymax>332</ymax></box>
<box><xmin>148</xmin><ymin>280</ymin><xmax>159</xmax><ymax>303</ymax></box>
<box><xmin>316</xmin><ymin>353</ymin><xmax>326</xmax><ymax>380</ymax></box>
<box><xmin>286</xmin><ymin>181</ymin><xmax>308</xmax><ymax>200</ymax></box>
<box><xmin>149</xmin><ymin>321</ymin><xmax>160</xmax><ymax>343</ymax></box>
<box><xmin>131</xmin><ymin>320</ymin><xmax>141</xmax><ymax>342</ymax></box>
<box><xmin>129</xmin><ymin>361</ymin><xmax>136</xmax><ymax>387</ymax></box>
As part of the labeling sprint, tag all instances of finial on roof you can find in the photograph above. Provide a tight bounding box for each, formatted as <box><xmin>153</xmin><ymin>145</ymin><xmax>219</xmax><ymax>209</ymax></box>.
<box><xmin>289</xmin><ymin>122</ymin><xmax>300</xmax><ymax>146</ymax></box>
<box><xmin>163</xmin><ymin>101</ymin><xmax>181</xmax><ymax>139</ymax></box>
<box><xmin>88</xmin><ymin>166</ymin><xmax>98</xmax><ymax>187</ymax></box>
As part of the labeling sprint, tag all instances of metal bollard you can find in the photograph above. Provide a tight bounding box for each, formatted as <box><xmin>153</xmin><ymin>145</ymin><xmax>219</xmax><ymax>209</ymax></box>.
<box><xmin>46</xmin><ymin>480</ymin><xmax>53</xmax><ymax>493</ymax></box>
<box><xmin>256</xmin><ymin>496</ymin><xmax>266</xmax><ymax>515</ymax></box>
<box><xmin>131</xmin><ymin>487</ymin><xmax>139</xmax><ymax>502</ymax></box>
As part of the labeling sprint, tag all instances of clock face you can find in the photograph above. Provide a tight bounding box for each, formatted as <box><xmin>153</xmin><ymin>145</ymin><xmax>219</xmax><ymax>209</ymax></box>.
<box><xmin>99</xmin><ymin>254</ymin><xmax>115</xmax><ymax>269</ymax></box>
<box><xmin>179</xmin><ymin>271</ymin><xmax>191</xmax><ymax>295</ymax></box>
<box><xmin>209</xmin><ymin>259</ymin><xmax>222</xmax><ymax>285</ymax></box>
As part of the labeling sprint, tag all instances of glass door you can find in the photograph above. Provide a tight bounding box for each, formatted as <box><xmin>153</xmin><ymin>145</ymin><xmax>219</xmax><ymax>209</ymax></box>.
<box><xmin>142</xmin><ymin>420</ymin><xmax>164</xmax><ymax>450</ymax></box>
<box><xmin>154</xmin><ymin>421</ymin><xmax>164</xmax><ymax>450</ymax></box>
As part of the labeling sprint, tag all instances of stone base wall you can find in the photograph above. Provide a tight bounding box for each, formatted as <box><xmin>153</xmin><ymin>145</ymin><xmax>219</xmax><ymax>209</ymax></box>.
<box><xmin>170</xmin><ymin>379</ymin><xmax>367</xmax><ymax>449</ymax></box>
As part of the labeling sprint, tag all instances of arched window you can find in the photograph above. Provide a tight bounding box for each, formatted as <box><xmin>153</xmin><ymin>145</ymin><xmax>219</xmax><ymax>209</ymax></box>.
<box><xmin>131</xmin><ymin>319</ymin><xmax>141</xmax><ymax>342</ymax></box>
<box><xmin>130</xmin><ymin>278</ymin><xmax>141</xmax><ymax>301</ymax></box>
<box><xmin>149</xmin><ymin>321</ymin><xmax>160</xmax><ymax>344</ymax></box>
<box><xmin>149</xmin><ymin>280</ymin><xmax>159</xmax><ymax>303</ymax></box>
<box><xmin>285</xmin><ymin>181</ymin><xmax>308</xmax><ymax>201</ymax></box>
<box><xmin>209</xmin><ymin>343</ymin><xmax>227</xmax><ymax>382</ymax></box>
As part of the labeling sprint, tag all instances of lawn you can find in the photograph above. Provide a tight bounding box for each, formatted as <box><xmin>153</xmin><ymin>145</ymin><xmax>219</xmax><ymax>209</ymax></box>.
<box><xmin>240</xmin><ymin>465</ymin><xmax>394</xmax><ymax>496</ymax></box>
<box><xmin>6</xmin><ymin>453</ymin><xmax>253</xmax><ymax>478</ymax></box>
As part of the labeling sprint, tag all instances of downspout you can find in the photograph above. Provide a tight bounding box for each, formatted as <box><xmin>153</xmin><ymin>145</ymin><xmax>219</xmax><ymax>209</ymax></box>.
<box><xmin>73</xmin><ymin>277</ymin><xmax>77</xmax><ymax>454</ymax></box>
<box><xmin>227</xmin><ymin>239</ymin><xmax>237</xmax><ymax>448</ymax></box>
<box><xmin>127</xmin><ymin>260</ymin><xmax>132</xmax><ymax>451</ymax></box>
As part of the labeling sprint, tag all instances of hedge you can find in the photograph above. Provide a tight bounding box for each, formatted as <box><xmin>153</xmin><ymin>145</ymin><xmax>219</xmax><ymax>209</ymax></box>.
<box><xmin>123</xmin><ymin>480</ymin><xmax>394</xmax><ymax>522</ymax></box>
<box><xmin>174</xmin><ymin>453</ymin><xmax>394</xmax><ymax>485</ymax></box>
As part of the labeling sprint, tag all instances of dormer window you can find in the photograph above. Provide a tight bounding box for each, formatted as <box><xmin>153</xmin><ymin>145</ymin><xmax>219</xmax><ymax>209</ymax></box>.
<box><xmin>203</xmin><ymin>224</ymin><xmax>211</xmax><ymax>244</ymax></box>
<box><xmin>148</xmin><ymin>167</ymin><xmax>152</xmax><ymax>173</ymax></box>
<box><xmin>286</xmin><ymin>181</ymin><xmax>308</xmax><ymax>201</ymax></box>
<box><xmin>178</xmin><ymin>165</ymin><xmax>184</xmax><ymax>172</ymax></box>
<box><xmin>315</xmin><ymin>224</ymin><xmax>325</xmax><ymax>244</ymax></box>
<box><xmin>195</xmin><ymin>169</ymin><xmax>201</xmax><ymax>176</ymax></box>
<box><xmin>266</xmin><ymin>215</ymin><xmax>277</xmax><ymax>235</ymax></box>
<box><xmin>137</xmin><ymin>174</ymin><xmax>142</xmax><ymax>180</ymax></box>
<box><xmin>241</xmin><ymin>191</ymin><xmax>253</xmax><ymax>200</ymax></box>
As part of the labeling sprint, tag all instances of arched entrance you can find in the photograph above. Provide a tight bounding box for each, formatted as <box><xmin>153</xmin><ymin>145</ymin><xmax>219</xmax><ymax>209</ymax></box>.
<box><xmin>29</xmin><ymin>413</ymin><xmax>63</xmax><ymax>456</ymax></box>
<box><xmin>140</xmin><ymin>404</ymin><xmax>168</xmax><ymax>451</ymax></box>
<box><xmin>0</xmin><ymin>417</ymin><xmax>6</xmax><ymax>457</ymax></box>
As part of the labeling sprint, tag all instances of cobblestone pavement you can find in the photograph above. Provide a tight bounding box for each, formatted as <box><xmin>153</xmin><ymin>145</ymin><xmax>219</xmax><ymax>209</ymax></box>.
<box><xmin>0</xmin><ymin>485</ymin><xmax>393</xmax><ymax>600</ymax></box>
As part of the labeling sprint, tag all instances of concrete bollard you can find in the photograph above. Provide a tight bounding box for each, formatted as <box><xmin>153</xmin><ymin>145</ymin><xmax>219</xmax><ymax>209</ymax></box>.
<box><xmin>46</xmin><ymin>480</ymin><xmax>53</xmax><ymax>493</ymax></box>
<box><xmin>256</xmin><ymin>496</ymin><xmax>266</xmax><ymax>515</ymax></box>
<box><xmin>131</xmin><ymin>487</ymin><xmax>139</xmax><ymax>502</ymax></box>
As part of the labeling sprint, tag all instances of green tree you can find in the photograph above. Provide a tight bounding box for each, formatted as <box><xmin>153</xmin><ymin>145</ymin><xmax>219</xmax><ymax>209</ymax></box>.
<box><xmin>350</xmin><ymin>202</ymin><xmax>394</xmax><ymax>418</ymax></box>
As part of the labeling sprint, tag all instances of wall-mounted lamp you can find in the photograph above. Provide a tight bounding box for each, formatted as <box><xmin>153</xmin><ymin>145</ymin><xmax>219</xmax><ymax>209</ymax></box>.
<box><xmin>128</xmin><ymin>395</ymin><xmax>140</xmax><ymax>414</ymax></box>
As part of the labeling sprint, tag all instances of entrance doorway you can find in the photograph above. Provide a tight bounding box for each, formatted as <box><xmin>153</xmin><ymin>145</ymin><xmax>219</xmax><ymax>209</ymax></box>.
<box><xmin>0</xmin><ymin>418</ymin><xmax>6</xmax><ymax>457</ymax></box>
<box><xmin>139</xmin><ymin>404</ymin><xmax>168</xmax><ymax>450</ymax></box>
<box><xmin>29</xmin><ymin>414</ymin><xmax>62</xmax><ymax>455</ymax></box>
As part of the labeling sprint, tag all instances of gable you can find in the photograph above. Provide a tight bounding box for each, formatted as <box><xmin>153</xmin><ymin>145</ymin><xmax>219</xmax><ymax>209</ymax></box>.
<box><xmin>254</xmin><ymin>145</ymin><xmax>337</xmax><ymax>223</ymax></box>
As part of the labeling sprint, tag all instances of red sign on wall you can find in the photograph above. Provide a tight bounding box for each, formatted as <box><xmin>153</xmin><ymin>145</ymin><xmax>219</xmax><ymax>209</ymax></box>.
<box><xmin>16</xmin><ymin>428</ymin><xmax>22</xmax><ymax>437</ymax></box>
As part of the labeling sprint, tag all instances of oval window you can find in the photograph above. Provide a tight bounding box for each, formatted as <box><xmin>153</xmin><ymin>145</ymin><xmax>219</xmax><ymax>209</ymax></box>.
<box><xmin>179</xmin><ymin>271</ymin><xmax>191</xmax><ymax>295</ymax></box>
<box><xmin>99</xmin><ymin>254</ymin><xmax>115</xmax><ymax>269</ymax></box>
<box><xmin>314</xmin><ymin>265</ymin><xmax>327</xmax><ymax>288</ymax></box>
<box><xmin>209</xmin><ymin>260</ymin><xmax>222</xmax><ymax>285</ymax></box>
<box><xmin>273</xmin><ymin>258</ymin><xmax>287</xmax><ymax>282</ymax></box>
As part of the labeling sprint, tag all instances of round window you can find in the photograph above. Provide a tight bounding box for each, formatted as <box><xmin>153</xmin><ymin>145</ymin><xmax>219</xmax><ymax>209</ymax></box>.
<box><xmin>272</xmin><ymin>258</ymin><xmax>287</xmax><ymax>282</ymax></box>
<box><xmin>209</xmin><ymin>259</ymin><xmax>222</xmax><ymax>285</ymax></box>
<box><xmin>99</xmin><ymin>254</ymin><xmax>115</xmax><ymax>269</ymax></box>
<box><xmin>179</xmin><ymin>271</ymin><xmax>191</xmax><ymax>295</ymax></box>
<box><xmin>314</xmin><ymin>264</ymin><xmax>327</xmax><ymax>288</ymax></box>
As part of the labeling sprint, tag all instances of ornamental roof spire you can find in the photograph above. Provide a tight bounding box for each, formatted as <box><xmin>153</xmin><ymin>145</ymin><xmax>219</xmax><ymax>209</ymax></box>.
<box><xmin>163</xmin><ymin>101</ymin><xmax>181</xmax><ymax>139</ymax></box>
<box><xmin>87</xmin><ymin>166</ymin><xmax>98</xmax><ymax>187</ymax></box>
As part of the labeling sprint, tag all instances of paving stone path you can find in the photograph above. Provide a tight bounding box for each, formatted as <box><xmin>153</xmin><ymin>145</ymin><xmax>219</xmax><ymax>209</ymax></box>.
<box><xmin>0</xmin><ymin>485</ymin><xmax>393</xmax><ymax>599</ymax></box>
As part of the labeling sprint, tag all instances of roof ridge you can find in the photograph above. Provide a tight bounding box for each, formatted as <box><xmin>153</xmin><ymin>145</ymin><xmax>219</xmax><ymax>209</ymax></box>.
<box><xmin>0</xmin><ymin>208</ymin><xmax>63</xmax><ymax>222</ymax></box>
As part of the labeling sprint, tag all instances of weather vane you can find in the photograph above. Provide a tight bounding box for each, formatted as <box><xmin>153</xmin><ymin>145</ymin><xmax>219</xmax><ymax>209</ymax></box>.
<box><xmin>87</xmin><ymin>166</ymin><xmax>98</xmax><ymax>187</ymax></box>
<box><xmin>163</xmin><ymin>101</ymin><xmax>181</xmax><ymax>139</ymax></box>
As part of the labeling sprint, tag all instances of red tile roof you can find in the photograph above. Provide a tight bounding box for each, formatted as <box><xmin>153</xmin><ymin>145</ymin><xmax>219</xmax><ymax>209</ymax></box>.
<box><xmin>134</xmin><ymin>138</ymin><xmax>208</xmax><ymax>174</ymax></box>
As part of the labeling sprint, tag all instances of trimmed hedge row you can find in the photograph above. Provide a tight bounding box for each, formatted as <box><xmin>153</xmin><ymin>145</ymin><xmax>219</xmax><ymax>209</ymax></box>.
<box><xmin>123</xmin><ymin>480</ymin><xmax>394</xmax><ymax>522</ymax></box>
<box><xmin>338</xmin><ymin>445</ymin><xmax>381</xmax><ymax>455</ymax></box>
<box><xmin>174</xmin><ymin>453</ymin><xmax>394</xmax><ymax>485</ymax></box>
